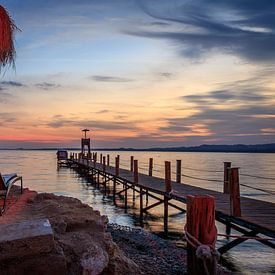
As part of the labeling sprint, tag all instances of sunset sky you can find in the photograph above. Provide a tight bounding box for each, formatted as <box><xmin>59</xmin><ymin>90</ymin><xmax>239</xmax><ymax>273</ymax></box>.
<box><xmin>1</xmin><ymin>0</ymin><xmax>275</xmax><ymax>149</ymax></box>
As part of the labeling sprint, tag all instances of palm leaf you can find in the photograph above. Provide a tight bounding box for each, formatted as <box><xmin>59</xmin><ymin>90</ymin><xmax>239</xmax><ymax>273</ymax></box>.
<box><xmin>0</xmin><ymin>5</ymin><xmax>19</xmax><ymax>70</ymax></box>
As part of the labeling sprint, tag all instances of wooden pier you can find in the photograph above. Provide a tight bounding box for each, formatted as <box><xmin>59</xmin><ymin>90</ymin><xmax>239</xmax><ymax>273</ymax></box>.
<box><xmin>66</xmin><ymin>153</ymin><xmax>275</xmax><ymax>255</ymax></box>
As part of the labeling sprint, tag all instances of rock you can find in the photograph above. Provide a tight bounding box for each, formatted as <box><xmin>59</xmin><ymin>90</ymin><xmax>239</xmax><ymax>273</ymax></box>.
<box><xmin>0</xmin><ymin>219</ymin><xmax>54</xmax><ymax>261</ymax></box>
<box><xmin>81</xmin><ymin>244</ymin><xmax>109</xmax><ymax>275</ymax></box>
<box><xmin>0</xmin><ymin>188</ymin><xmax>143</xmax><ymax>274</ymax></box>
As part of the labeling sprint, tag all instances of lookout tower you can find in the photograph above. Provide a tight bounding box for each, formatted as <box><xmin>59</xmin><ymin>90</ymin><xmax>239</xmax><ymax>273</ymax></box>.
<box><xmin>81</xmin><ymin>129</ymin><xmax>91</xmax><ymax>158</ymax></box>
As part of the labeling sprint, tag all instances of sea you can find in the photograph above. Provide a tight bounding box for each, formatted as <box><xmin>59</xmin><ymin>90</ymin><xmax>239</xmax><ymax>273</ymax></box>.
<box><xmin>1</xmin><ymin>150</ymin><xmax>275</xmax><ymax>274</ymax></box>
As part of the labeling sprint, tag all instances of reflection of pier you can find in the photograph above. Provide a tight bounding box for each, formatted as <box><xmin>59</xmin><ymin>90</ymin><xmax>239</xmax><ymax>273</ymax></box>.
<box><xmin>67</xmin><ymin>152</ymin><xmax>275</xmax><ymax>256</ymax></box>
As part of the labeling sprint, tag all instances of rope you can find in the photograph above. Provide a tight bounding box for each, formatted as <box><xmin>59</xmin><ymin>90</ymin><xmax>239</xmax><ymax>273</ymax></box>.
<box><xmin>217</xmin><ymin>233</ymin><xmax>275</xmax><ymax>241</ymax></box>
<box><xmin>182</xmin><ymin>174</ymin><xmax>221</xmax><ymax>183</ymax></box>
<box><xmin>240</xmin><ymin>173</ymin><xmax>275</xmax><ymax>181</ymax></box>
<box><xmin>182</xmin><ymin>166</ymin><xmax>223</xmax><ymax>173</ymax></box>
<box><xmin>184</xmin><ymin>225</ymin><xmax>219</xmax><ymax>275</ymax></box>
<box><xmin>240</xmin><ymin>183</ymin><xmax>275</xmax><ymax>196</ymax></box>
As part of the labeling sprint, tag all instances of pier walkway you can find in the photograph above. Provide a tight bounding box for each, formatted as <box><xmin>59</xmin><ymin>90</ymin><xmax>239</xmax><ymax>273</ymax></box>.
<box><xmin>68</xmin><ymin>155</ymin><xmax>275</xmax><ymax>254</ymax></box>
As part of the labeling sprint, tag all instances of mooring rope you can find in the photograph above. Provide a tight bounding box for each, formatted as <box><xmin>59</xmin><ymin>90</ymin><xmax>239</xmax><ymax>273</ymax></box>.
<box><xmin>217</xmin><ymin>233</ymin><xmax>275</xmax><ymax>241</ymax></box>
<box><xmin>182</xmin><ymin>166</ymin><xmax>223</xmax><ymax>173</ymax></box>
<box><xmin>240</xmin><ymin>173</ymin><xmax>275</xmax><ymax>181</ymax></box>
<box><xmin>181</xmin><ymin>174</ymin><xmax>221</xmax><ymax>183</ymax></box>
<box><xmin>239</xmin><ymin>183</ymin><xmax>275</xmax><ymax>196</ymax></box>
<box><xmin>184</xmin><ymin>225</ymin><xmax>219</xmax><ymax>275</ymax></box>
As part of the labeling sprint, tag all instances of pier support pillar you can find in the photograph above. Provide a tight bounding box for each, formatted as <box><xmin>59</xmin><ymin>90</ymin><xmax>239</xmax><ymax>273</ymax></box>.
<box><xmin>186</xmin><ymin>195</ymin><xmax>217</xmax><ymax>275</ymax></box>
<box><xmin>223</xmin><ymin>162</ymin><xmax>231</xmax><ymax>194</ymax></box>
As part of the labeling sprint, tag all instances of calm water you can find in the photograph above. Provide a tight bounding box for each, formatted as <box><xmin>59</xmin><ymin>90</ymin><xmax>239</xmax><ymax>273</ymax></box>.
<box><xmin>1</xmin><ymin>150</ymin><xmax>275</xmax><ymax>274</ymax></box>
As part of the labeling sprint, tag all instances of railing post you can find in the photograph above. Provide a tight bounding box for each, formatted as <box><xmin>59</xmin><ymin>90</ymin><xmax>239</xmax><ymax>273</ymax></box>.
<box><xmin>100</xmin><ymin>153</ymin><xmax>102</xmax><ymax>164</ymax></box>
<box><xmin>164</xmin><ymin>161</ymin><xmax>171</xmax><ymax>237</ymax></box>
<box><xmin>94</xmin><ymin>152</ymin><xmax>97</xmax><ymax>163</ymax></box>
<box><xmin>103</xmin><ymin>156</ymin><xmax>106</xmax><ymax>172</ymax></box>
<box><xmin>134</xmin><ymin>160</ymin><xmax>138</xmax><ymax>184</ymax></box>
<box><xmin>229</xmin><ymin>167</ymin><xmax>241</xmax><ymax>217</ymax></box>
<box><xmin>130</xmin><ymin>156</ymin><xmax>134</xmax><ymax>172</ymax></box>
<box><xmin>223</xmin><ymin>162</ymin><xmax>231</xmax><ymax>194</ymax></box>
<box><xmin>165</xmin><ymin>161</ymin><xmax>172</xmax><ymax>193</ymax></box>
<box><xmin>149</xmin><ymin>158</ymin><xmax>153</xmax><ymax>176</ymax></box>
<box><xmin>107</xmin><ymin>154</ymin><xmax>110</xmax><ymax>166</ymax></box>
<box><xmin>176</xmin><ymin>159</ymin><xmax>181</xmax><ymax>183</ymax></box>
<box><xmin>186</xmin><ymin>195</ymin><xmax>217</xmax><ymax>275</ymax></box>
<box><xmin>115</xmin><ymin>156</ymin><xmax>119</xmax><ymax>176</ymax></box>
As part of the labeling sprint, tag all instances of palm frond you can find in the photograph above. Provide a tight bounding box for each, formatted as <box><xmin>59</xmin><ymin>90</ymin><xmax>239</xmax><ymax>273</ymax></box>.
<box><xmin>0</xmin><ymin>5</ymin><xmax>19</xmax><ymax>70</ymax></box>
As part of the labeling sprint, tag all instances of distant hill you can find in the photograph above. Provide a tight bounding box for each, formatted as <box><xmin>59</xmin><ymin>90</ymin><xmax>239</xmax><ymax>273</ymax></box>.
<box><xmin>1</xmin><ymin>143</ymin><xmax>275</xmax><ymax>153</ymax></box>
<box><xmin>93</xmin><ymin>143</ymin><xmax>275</xmax><ymax>153</ymax></box>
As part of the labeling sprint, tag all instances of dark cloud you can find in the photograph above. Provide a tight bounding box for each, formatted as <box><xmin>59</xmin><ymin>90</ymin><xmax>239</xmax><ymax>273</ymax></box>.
<box><xmin>47</xmin><ymin>117</ymin><xmax>136</xmax><ymax>131</ymax></box>
<box><xmin>132</xmin><ymin>0</ymin><xmax>275</xmax><ymax>62</ymax></box>
<box><xmin>0</xmin><ymin>89</ymin><xmax>14</xmax><ymax>104</ymax></box>
<box><xmin>90</xmin><ymin>75</ymin><xmax>133</xmax><ymax>82</ymax></box>
<box><xmin>35</xmin><ymin>82</ymin><xmax>61</xmax><ymax>90</ymax></box>
<box><xmin>159</xmin><ymin>72</ymin><xmax>173</xmax><ymax>79</ymax></box>
<box><xmin>0</xmin><ymin>81</ymin><xmax>25</xmax><ymax>87</ymax></box>
<box><xmin>183</xmin><ymin>89</ymin><xmax>268</xmax><ymax>104</ymax></box>
<box><xmin>95</xmin><ymin>110</ymin><xmax>109</xmax><ymax>114</ymax></box>
<box><xmin>0</xmin><ymin>113</ymin><xmax>17</xmax><ymax>125</ymax></box>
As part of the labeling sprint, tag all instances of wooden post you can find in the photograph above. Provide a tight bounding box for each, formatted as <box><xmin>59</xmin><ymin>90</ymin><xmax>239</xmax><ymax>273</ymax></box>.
<box><xmin>115</xmin><ymin>156</ymin><xmax>119</xmax><ymax>176</ymax></box>
<box><xmin>100</xmin><ymin>153</ymin><xmax>102</xmax><ymax>164</ymax></box>
<box><xmin>124</xmin><ymin>181</ymin><xmax>128</xmax><ymax>213</ymax></box>
<box><xmin>133</xmin><ymin>160</ymin><xmax>138</xmax><ymax>201</ymax></box>
<box><xmin>186</xmin><ymin>195</ymin><xmax>217</xmax><ymax>275</ymax></box>
<box><xmin>140</xmin><ymin>187</ymin><xmax>143</xmax><ymax>226</ymax></box>
<box><xmin>149</xmin><ymin>158</ymin><xmax>153</xmax><ymax>177</ymax></box>
<box><xmin>134</xmin><ymin>160</ymin><xmax>138</xmax><ymax>185</ymax></box>
<box><xmin>107</xmin><ymin>154</ymin><xmax>110</xmax><ymax>166</ymax></box>
<box><xmin>223</xmin><ymin>162</ymin><xmax>231</xmax><ymax>194</ymax></box>
<box><xmin>95</xmin><ymin>153</ymin><xmax>97</xmax><ymax>162</ymax></box>
<box><xmin>164</xmin><ymin>161</ymin><xmax>171</xmax><ymax>237</ymax></box>
<box><xmin>229</xmin><ymin>168</ymin><xmax>241</xmax><ymax>217</ymax></box>
<box><xmin>176</xmin><ymin>159</ymin><xmax>181</xmax><ymax>183</ymax></box>
<box><xmin>130</xmin><ymin>156</ymin><xmax>134</xmax><ymax>172</ymax></box>
<box><xmin>93</xmin><ymin>154</ymin><xmax>96</xmax><ymax>168</ymax></box>
<box><xmin>103</xmin><ymin>156</ymin><xmax>106</xmax><ymax>172</ymax></box>
<box><xmin>113</xmin><ymin>178</ymin><xmax>116</xmax><ymax>205</ymax></box>
<box><xmin>165</xmin><ymin>161</ymin><xmax>172</xmax><ymax>193</ymax></box>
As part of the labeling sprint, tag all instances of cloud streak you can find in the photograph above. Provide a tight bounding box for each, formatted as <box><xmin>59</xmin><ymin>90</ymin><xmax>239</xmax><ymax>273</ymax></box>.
<box><xmin>132</xmin><ymin>0</ymin><xmax>275</xmax><ymax>62</ymax></box>
<box><xmin>90</xmin><ymin>75</ymin><xmax>133</xmax><ymax>83</ymax></box>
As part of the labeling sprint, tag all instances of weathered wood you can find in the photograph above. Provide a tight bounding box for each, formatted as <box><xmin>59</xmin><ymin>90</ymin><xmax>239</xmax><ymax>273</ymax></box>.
<box><xmin>176</xmin><ymin>159</ymin><xmax>181</xmax><ymax>183</ymax></box>
<box><xmin>103</xmin><ymin>156</ymin><xmax>106</xmax><ymax>172</ymax></box>
<box><xmin>100</xmin><ymin>154</ymin><xmax>103</xmax><ymax>164</ymax></box>
<box><xmin>130</xmin><ymin>156</ymin><xmax>134</xmax><ymax>172</ymax></box>
<box><xmin>107</xmin><ymin>154</ymin><xmax>110</xmax><ymax>166</ymax></box>
<box><xmin>164</xmin><ymin>195</ymin><xmax>169</xmax><ymax>237</ymax></box>
<box><xmin>149</xmin><ymin>158</ymin><xmax>153</xmax><ymax>177</ymax></box>
<box><xmin>115</xmin><ymin>156</ymin><xmax>119</xmax><ymax>176</ymax></box>
<box><xmin>124</xmin><ymin>181</ymin><xmax>128</xmax><ymax>213</ymax></box>
<box><xmin>71</xmin><ymin>157</ymin><xmax>275</xmax><ymax>244</ymax></box>
<box><xmin>140</xmin><ymin>187</ymin><xmax>143</xmax><ymax>226</ymax></box>
<box><xmin>186</xmin><ymin>195</ymin><xmax>217</xmax><ymax>275</ymax></box>
<box><xmin>113</xmin><ymin>178</ymin><xmax>116</xmax><ymax>205</ymax></box>
<box><xmin>134</xmin><ymin>160</ymin><xmax>138</xmax><ymax>184</ymax></box>
<box><xmin>223</xmin><ymin>162</ymin><xmax>231</xmax><ymax>194</ymax></box>
<box><xmin>229</xmin><ymin>168</ymin><xmax>241</xmax><ymax>217</ymax></box>
<box><xmin>165</xmin><ymin>161</ymin><xmax>172</xmax><ymax>193</ymax></box>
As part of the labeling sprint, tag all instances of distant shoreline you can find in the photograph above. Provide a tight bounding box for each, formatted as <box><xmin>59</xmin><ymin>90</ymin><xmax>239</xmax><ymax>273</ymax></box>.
<box><xmin>1</xmin><ymin>143</ymin><xmax>275</xmax><ymax>153</ymax></box>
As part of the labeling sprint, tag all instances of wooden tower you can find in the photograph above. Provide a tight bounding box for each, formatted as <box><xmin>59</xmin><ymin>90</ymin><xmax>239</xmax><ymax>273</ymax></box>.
<box><xmin>81</xmin><ymin>129</ymin><xmax>91</xmax><ymax>158</ymax></box>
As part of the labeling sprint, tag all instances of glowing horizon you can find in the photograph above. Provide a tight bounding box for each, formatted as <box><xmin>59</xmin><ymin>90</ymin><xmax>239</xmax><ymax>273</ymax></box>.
<box><xmin>1</xmin><ymin>1</ymin><xmax>275</xmax><ymax>149</ymax></box>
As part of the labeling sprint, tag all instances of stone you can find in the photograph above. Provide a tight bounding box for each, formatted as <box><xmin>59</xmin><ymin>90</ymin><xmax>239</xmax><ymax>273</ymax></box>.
<box><xmin>0</xmin><ymin>218</ymin><xmax>54</xmax><ymax>261</ymax></box>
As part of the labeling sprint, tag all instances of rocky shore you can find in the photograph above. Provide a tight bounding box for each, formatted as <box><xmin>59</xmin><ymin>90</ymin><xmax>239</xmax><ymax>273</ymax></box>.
<box><xmin>0</xmin><ymin>187</ymin><xmax>187</xmax><ymax>274</ymax></box>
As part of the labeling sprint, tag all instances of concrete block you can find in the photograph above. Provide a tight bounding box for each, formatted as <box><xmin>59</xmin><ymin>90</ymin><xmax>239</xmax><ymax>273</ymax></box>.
<box><xmin>0</xmin><ymin>219</ymin><xmax>54</xmax><ymax>261</ymax></box>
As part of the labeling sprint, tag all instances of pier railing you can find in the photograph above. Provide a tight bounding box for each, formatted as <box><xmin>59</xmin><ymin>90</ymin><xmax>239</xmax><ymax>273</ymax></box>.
<box><xmin>67</xmin><ymin>151</ymin><xmax>275</xmax><ymax>274</ymax></box>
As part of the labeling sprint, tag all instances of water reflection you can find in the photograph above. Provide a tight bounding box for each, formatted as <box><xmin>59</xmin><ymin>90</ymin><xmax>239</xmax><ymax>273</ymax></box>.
<box><xmin>1</xmin><ymin>150</ymin><xmax>275</xmax><ymax>273</ymax></box>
